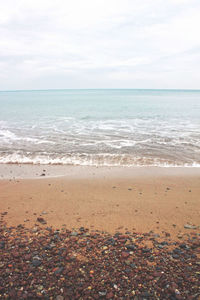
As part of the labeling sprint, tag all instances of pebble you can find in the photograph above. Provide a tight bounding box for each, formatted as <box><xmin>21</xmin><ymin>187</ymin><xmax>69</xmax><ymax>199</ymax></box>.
<box><xmin>41</xmin><ymin>211</ymin><xmax>48</xmax><ymax>215</ymax></box>
<box><xmin>126</xmin><ymin>244</ymin><xmax>136</xmax><ymax>250</ymax></box>
<box><xmin>70</xmin><ymin>231</ymin><xmax>78</xmax><ymax>236</ymax></box>
<box><xmin>56</xmin><ymin>296</ymin><xmax>64</xmax><ymax>300</ymax></box>
<box><xmin>0</xmin><ymin>216</ymin><xmax>199</xmax><ymax>299</ymax></box>
<box><xmin>32</xmin><ymin>259</ymin><xmax>42</xmax><ymax>267</ymax></box>
<box><xmin>106</xmin><ymin>292</ymin><xmax>114</xmax><ymax>299</ymax></box>
<box><xmin>184</xmin><ymin>224</ymin><xmax>197</xmax><ymax>229</ymax></box>
<box><xmin>99</xmin><ymin>291</ymin><xmax>107</xmax><ymax>296</ymax></box>
<box><xmin>121</xmin><ymin>251</ymin><xmax>130</xmax><ymax>258</ymax></box>
<box><xmin>54</xmin><ymin>267</ymin><xmax>64</xmax><ymax>275</ymax></box>
<box><xmin>36</xmin><ymin>217</ymin><xmax>47</xmax><ymax>225</ymax></box>
<box><xmin>0</xmin><ymin>241</ymin><xmax>5</xmax><ymax>249</ymax></box>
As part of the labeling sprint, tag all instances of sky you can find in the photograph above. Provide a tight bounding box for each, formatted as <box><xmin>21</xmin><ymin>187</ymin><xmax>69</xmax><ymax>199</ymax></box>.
<box><xmin>0</xmin><ymin>0</ymin><xmax>200</xmax><ymax>90</ymax></box>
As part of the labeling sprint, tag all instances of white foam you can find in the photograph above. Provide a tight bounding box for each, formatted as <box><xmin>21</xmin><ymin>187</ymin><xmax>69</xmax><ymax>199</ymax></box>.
<box><xmin>0</xmin><ymin>129</ymin><xmax>17</xmax><ymax>140</ymax></box>
<box><xmin>0</xmin><ymin>152</ymin><xmax>200</xmax><ymax>167</ymax></box>
<box><xmin>0</xmin><ymin>128</ymin><xmax>55</xmax><ymax>145</ymax></box>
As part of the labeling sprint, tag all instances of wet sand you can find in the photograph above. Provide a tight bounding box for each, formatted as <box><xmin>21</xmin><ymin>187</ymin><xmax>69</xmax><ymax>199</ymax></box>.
<box><xmin>0</xmin><ymin>165</ymin><xmax>199</xmax><ymax>239</ymax></box>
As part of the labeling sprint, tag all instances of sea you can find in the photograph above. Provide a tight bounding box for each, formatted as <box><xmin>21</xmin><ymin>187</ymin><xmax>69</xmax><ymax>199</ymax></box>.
<box><xmin>0</xmin><ymin>89</ymin><xmax>200</xmax><ymax>167</ymax></box>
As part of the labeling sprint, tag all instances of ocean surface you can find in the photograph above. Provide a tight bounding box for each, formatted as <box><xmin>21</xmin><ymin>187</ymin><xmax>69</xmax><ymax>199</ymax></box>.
<box><xmin>0</xmin><ymin>89</ymin><xmax>200</xmax><ymax>167</ymax></box>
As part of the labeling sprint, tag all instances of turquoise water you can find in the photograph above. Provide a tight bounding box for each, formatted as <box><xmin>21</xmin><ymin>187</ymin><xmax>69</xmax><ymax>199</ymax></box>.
<box><xmin>0</xmin><ymin>89</ymin><xmax>200</xmax><ymax>166</ymax></box>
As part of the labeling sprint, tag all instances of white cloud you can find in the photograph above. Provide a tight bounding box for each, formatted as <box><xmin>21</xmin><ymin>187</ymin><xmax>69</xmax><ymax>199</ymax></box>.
<box><xmin>0</xmin><ymin>0</ymin><xmax>200</xmax><ymax>89</ymax></box>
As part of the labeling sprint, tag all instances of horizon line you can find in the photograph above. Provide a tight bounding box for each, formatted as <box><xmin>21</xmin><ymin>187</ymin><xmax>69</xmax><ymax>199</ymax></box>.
<box><xmin>1</xmin><ymin>88</ymin><xmax>200</xmax><ymax>92</ymax></box>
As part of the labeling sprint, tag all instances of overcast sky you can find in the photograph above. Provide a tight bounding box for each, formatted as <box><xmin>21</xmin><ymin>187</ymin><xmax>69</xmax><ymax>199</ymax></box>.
<box><xmin>0</xmin><ymin>0</ymin><xmax>200</xmax><ymax>90</ymax></box>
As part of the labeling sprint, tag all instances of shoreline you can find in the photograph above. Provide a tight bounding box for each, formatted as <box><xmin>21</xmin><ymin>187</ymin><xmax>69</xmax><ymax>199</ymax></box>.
<box><xmin>1</xmin><ymin>163</ymin><xmax>200</xmax><ymax>179</ymax></box>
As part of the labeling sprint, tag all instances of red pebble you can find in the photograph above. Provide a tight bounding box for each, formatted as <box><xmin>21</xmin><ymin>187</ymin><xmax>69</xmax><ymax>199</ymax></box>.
<box><xmin>122</xmin><ymin>251</ymin><xmax>129</xmax><ymax>258</ymax></box>
<box><xmin>106</xmin><ymin>292</ymin><xmax>114</xmax><ymax>299</ymax></box>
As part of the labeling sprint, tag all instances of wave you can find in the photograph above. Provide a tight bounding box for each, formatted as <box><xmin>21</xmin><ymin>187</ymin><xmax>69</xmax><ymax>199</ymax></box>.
<box><xmin>0</xmin><ymin>129</ymin><xmax>55</xmax><ymax>145</ymax></box>
<box><xmin>0</xmin><ymin>152</ymin><xmax>200</xmax><ymax>167</ymax></box>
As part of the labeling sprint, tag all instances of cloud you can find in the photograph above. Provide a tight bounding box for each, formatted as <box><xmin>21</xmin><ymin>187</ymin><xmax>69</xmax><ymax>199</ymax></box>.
<box><xmin>0</xmin><ymin>0</ymin><xmax>200</xmax><ymax>89</ymax></box>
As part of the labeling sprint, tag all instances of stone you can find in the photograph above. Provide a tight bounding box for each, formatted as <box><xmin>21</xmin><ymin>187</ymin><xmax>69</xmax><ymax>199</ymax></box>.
<box><xmin>99</xmin><ymin>291</ymin><xmax>107</xmax><ymax>296</ymax></box>
<box><xmin>126</xmin><ymin>244</ymin><xmax>136</xmax><ymax>250</ymax></box>
<box><xmin>172</xmin><ymin>254</ymin><xmax>179</xmax><ymax>259</ymax></box>
<box><xmin>179</xmin><ymin>243</ymin><xmax>190</xmax><ymax>250</ymax></box>
<box><xmin>37</xmin><ymin>217</ymin><xmax>47</xmax><ymax>225</ymax></box>
<box><xmin>56</xmin><ymin>296</ymin><xmax>64</xmax><ymax>300</ymax></box>
<box><xmin>106</xmin><ymin>292</ymin><xmax>114</xmax><ymax>299</ymax></box>
<box><xmin>54</xmin><ymin>267</ymin><xmax>64</xmax><ymax>275</ymax></box>
<box><xmin>141</xmin><ymin>291</ymin><xmax>151</xmax><ymax>298</ymax></box>
<box><xmin>184</xmin><ymin>224</ymin><xmax>197</xmax><ymax>229</ymax></box>
<box><xmin>32</xmin><ymin>259</ymin><xmax>42</xmax><ymax>267</ymax></box>
<box><xmin>70</xmin><ymin>231</ymin><xmax>78</xmax><ymax>236</ymax></box>
<box><xmin>0</xmin><ymin>241</ymin><xmax>5</xmax><ymax>249</ymax></box>
<box><xmin>142</xmin><ymin>248</ymin><xmax>152</xmax><ymax>253</ymax></box>
<box><xmin>122</xmin><ymin>251</ymin><xmax>130</xmax><ymax>258</ymax></box>
<box><xmin>0</xmin><ymin>218</ymin><xmax>199</xmax><ymax>299</ymax></box>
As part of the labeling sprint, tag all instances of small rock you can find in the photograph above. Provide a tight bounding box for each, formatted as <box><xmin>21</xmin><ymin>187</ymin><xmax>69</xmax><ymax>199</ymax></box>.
<box><xmin>130</xmin><ymin>263</ymin><xmax>136</xmax><ymax>268</ymax></box>
<box><xmin>0</xmin><ymin>241</ymin><xmax>5</xmax><ymax>249</ymax></box>
<box><xmin>32</xmin><ymin>259</ymin><xmax>42</xmax><ymax>267</ymax></box>
<box><xmin>102</xmin><ymin>246</ymin><xmax>108</xmax><ymax>250</ymax></box>
<box><xmin>184</xmin><ymin>224</ymin><xmax>197</xmax><ymax>230</ymax></box>
<box><xmin>37</xmin><ymin>217</ymin><xmax>47</xmax><ymax>225</ymax></box>
<box><xmin>54</xmin><ymin>267</ymin><xmax>64</xmax><ymax>275</ymax></box>
<box><xmin>99</xmin><ymin>291</ymin><xmax>107</xmax><ymax>296</ymax></box>
<box><xmin>142</xmin><ymin>248</ymin><xmax>152</xmax><ymax>253</ymax></box>
<box><xmin>70</xmin><ymin>231</ymin><xmax>78</xmax><ymax>236</ymax></box>
<box><xmin>125</xmin><ymin>260</ymin><xmax>131</xmax><ymax>266</ymax></box>
<box><xmin>141</xmin><ymin>291</ymin><xmax>151</xmax><ymax>298</ymax></box>
<box><xmin>122</xmin><ymin>251</ymin><xmax>130</xmax><ymax>258</ymax></box>
<box><xmin>106</xmin><ymin>292</ymin><xmax>114</xmax><ymax>299</ymax></box>
<box><xmin>126</xmin><ymin>244</ymin><xmax>136</xmax><ymax>250</ymax></box>
<box><xmin>172</xmin><ymin>254</ymin><xmax>179</xmax><ymax>259</ymax></box>
<box><xmin>179</xmin><ymin>243</ymin><xmax>190</xmax><ymax>250</ymax></box>
<box><xmin>56</xmin><ymin>296</ymin><xmax>64</xmax><ymax>300</ymax></box>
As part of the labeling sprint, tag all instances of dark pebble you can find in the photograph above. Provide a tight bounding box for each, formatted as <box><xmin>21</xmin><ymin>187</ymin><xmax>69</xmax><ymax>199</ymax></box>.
<box><xmin>0</xmin><ymin>218</ymin><xmax>199</xmax><ymax>299</ymax></box>
<box><xmin>37</xmin><ymin>217</ymin><xmax>47</xmax><ymax>224</ymax></box>
<box><xmin>142</xmin><ymin>248</ymin><xmax>152</xmax><ymax>253</ymax></box>
<box><xmin>32</xmin><ymin>259</ymin><xmax>42</xmax><ymax>267</ymax></box>
<box><xmin>126</xmin><ymin>244</ymin><xmax>136</xmax><ymax>250</ymax></box>
<box><xmin>172</xmin><ymin>254</ymin><xmax>180</xmax><ymax>259</ymax></box>
<box><xmin>54</xmin><ymin>267</ymin><xmax>64</xmax><ymax>275</ymax></box>
<box><xmin>0</xmin><ymin>241</ymin><xmax>5</xmax><ymax>249</ymax></box>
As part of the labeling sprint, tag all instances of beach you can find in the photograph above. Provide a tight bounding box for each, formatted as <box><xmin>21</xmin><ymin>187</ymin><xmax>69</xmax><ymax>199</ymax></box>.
<box><xmin>1</xmin><ymin>89</ymin><xmax>200</xmax><ymax>298</ymax></box>
<box><xmin>1</xmin><ymin>164</ymin><xmax>199</xmax><ymax>238</ymax></box>
<box><xmin>1</xmin><ymin>0</ymin><xmax>200</xmax><ymax>294</ymax></box>
<box><xmin>0</xmin><ymin>164</ymin><xmax>200</xmax><ymax>299</ymax></box>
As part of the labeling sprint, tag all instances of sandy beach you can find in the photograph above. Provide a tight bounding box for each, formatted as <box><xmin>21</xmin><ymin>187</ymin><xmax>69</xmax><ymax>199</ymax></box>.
<box><xmin>1</xmin><ymin>164</ymin><xmax>199</xmax><ymax>239</ymax></box>
<box><xmin>1</xmin><ymin>166</ymin><xmax>200</xmax><ymax>298</ymax></box>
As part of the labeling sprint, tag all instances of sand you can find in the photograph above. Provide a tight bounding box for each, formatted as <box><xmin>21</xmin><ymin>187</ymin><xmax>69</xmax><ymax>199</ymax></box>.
<box><xmin>0</xmin><ymin>164</ymin><xmax>199</xmax><ymax>239</ymax></box>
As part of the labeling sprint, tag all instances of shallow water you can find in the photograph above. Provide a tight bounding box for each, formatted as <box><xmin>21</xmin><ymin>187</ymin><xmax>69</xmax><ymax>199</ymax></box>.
<box><xmin>0</xmin><ymin>89</ymin><xmax>200</xmax><ymax>166</ymax></box>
